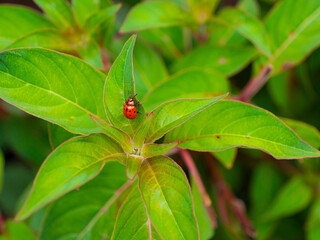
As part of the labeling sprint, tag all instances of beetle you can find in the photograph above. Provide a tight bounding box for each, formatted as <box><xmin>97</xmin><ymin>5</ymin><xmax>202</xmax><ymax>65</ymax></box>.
<box><xmin>123</xmin><ymin>95</ymin><xmax>138</xmax><ymax>119</ymax></box>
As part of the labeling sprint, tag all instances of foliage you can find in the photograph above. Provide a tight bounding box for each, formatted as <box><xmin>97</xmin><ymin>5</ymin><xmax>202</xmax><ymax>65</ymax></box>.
<box><xmin>0</xmin><ymin>0</ymin><xmax>320</xmax><ymax>239</ymax></box>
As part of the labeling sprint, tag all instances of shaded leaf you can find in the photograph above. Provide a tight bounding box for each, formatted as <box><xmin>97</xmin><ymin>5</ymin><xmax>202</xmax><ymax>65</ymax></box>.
<box><xmin>48</xmin><ymin>123</ymin><xmax>76</xmax><ymax>150</ymax></box>
<box><xmin>191</xmin><ymin>178</ymin><xmax>214</xmax><ymax>240</ymax></box>
<box><xmin>139</xmin><ymin>156</ymin><xmax>199</xmax><ymax>240</ymax></box>
<box><xmin>171</xmin><ymin>45</ymin><xmax>257</xmax><ymax>76</ymax></box>
<box><xmin>34</xmin><ymin>0</ymin><xmax>76</xmax><ymax>30</ymax></box>
<box><xmin>143</xmin><ymin>68</ymin><xmax>229</xmax><ymax>112</ymax></box>
<box><xmin>165</xmin><ymin>100</ymin><xmax>320</xmax><ymax>159</ymax></box>
<box><xmin>0</xmin><ymin>220</ymin><xmax>36</xmax><ymax>240</ymax></box>
<box><xmin>134</xmin><ymin>114</ymin><xmax>153</xmax><ymax>149</ymax></box>
<box><xmin>40</xmin><ymin>161</ymin><xmax>129</xmax><ymax>240</ymax></box>
<box><xmin>133</xmin><ymin>41</ymin><xmax>168</xmax><ymax>98</ymax></box>
<box><xmin>16</xmin><ymin>134</ymin><xmax>124</xmax><ymax>220</ymax></box>
<box><xmin>145</xmin><ymin>95</ymin><xmax>227</xmax><ymax>143</ymax></box>
<box><xmin>214</xmin><ymin>8</ymin><xmax>271</xmax><ymax>56</ymax></box>
<box><xmin>263</xmin><ymin>176</ymin><xmax>312</xmax><ymax>221</ymax></box>
<box><xmin>0</xmin><ymin>5</ymin><xmax>56</xmax><ymax>50</ymax></box>
<box><xmin>104</xmin><ymin>35</ymin><xmax>146</xmax><ymax>138</ymax></box>
<box><xmin>121</xmin><ymin>1</ymin><xmax>187</xmax><ymax>32</ymax></box>
<box><xmin>238</xmin><ymin>0</ymin><xmax>260</xmax><ymax>17</ymax></box>
<box><xmin>0</xmin><ymin>48</ymin><xmax>108</xmax><ymax>134</ymax></box>
<box><xmin>78</xmin><ymin>38</ymin><xmax>103</xmax><ymax>69</ymax></box>
<box><xmin>307</xmin><ymin>197</ymin><xmax>320</xmax><ymax>240</ymax></box>
<box><xmin>265</xmin><ymin>0</ymin><xmax>320</xmax><ymax>74</ymax></box>
<box><xmin>126</xmin><ymin>155</ymin><xmax>144</xmax><ymax>180</ymax></box>
<box><xmin>0</xmin><ymin>149</ymin><xmax>3</xmax><ymax>194</ymax></box>
<box><xmin>211</xmin><ymin>148</ymin><xmax>237</xmax><ymax>169</ymax></box>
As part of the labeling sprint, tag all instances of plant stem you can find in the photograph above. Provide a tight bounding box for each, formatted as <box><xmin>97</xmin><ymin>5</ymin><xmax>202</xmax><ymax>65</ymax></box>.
<box><xmin>205</xmin><ymin>153</ymin><xmax>256</xmax><ymax>238</ymax></box>
<box><xmin>238</xmin><ymin>64</ymin><xmax>273</xmax><ymax>102</ymax></box>
<box><xmin>101</xmin><ymin>47</ymin><xmax>110</xmax><ymax>71</ymax></box>
<box><xmin>179</xmin><ymin>149</ymin><xmax>217</xmax><ymax>228</ymax></box>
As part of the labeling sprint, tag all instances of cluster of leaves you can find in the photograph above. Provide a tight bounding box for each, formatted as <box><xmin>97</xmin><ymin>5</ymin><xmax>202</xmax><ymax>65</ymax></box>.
<box><xmin>0</xmin><ymin>0</ymin><xmax>320</xmax><ymax>239</ymax></box>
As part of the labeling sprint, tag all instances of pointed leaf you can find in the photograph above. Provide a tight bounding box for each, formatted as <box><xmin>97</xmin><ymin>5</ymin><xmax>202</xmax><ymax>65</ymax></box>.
<box><xmin>143</xmin><ymin>68</ymin><xmax>229</xmax><ymax>112</ymax></box>
<box><xmin>126</xmin><ymin>155</ymin><xmax>144</xmax><ymax>180</ymax></box>
<box><xmin>145</xmin><ymin>95</ymin><xmax>227</xmax><ymax>143</ymax></box>
<box><xmin>0</xmin><ymin>48</ymin><xmax>108</xmax><ymax>134</ymax></box>
<box><xmin>139</xmin><ymin>156</ymin><xmax>199</xmax><ymax>240</ymax></box>
<box><xmin>265</xmin><ymin>0</ymin><xmax>320</xmax><ymax>74</ymax></box>
<box><xmin>111</xmin><ymin>185</ymin><xmax>151</xmax><ymax>240</ymax></box>
<box><xmin>171</xmin><ymin>45</ymin><xmax>257</xmax><ymax>76</ymax></box>
<box><xmin>0</xmin><ymin>5</ymin><xmax>56</xmax><ymax>50</ymax></box>
<box><xmin>141</xmin><ymin>143</ymin><xmax>177</xmax><ymax>158</ymax></box>
<box><xmin>121</xmin><ymin>1</ymin><xmax>187</xmax><ymax>32</ymax></box>
<box><xmin>34</xmin><ymin>0</ymin><xmax>76</xmax><ymax>30</ymax></box>
<box><xmin>211</xmin><ymin>148</ymin><xmax>237</xmax><ymax>169</ymax></box>
<box><xmin>104</xmin><ymin>35</ymin><xmax>146</xmax><ymax>138</ymax></box>
<box><xmin>16</xmin><ymin>134</ymin><xmax>124</xmax><ymax>221</ymax></box>
<box><xmin>1</xmin><ymin>220</ymin><xmax>36</xmax><ymax>240</ymax></box>
<box><xmin>165</xmin><ymin>100</ymin><xmax>320</xmax><ymax>159</ymax></box>
<box><xmin>40</xmin><ymin>161</ymin><xmax>129</xmax><ymax>240</ymax></box>
<box><xmin>263</xmin><ymin>177</ymin><xmax>312</xmax><ymax>221</ymax></box>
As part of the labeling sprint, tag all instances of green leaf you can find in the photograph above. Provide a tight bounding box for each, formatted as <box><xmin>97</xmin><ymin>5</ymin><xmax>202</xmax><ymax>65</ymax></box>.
<box><xmin>250</xmin><ymin>163</ymin><xmax>283</xmax><ymax>220</ymax></box>
<box><xmin>72</xmin><ymin>0</ymin><xmax>112</xmax><ymax>26</ymax></box>
<box><xmin>214</xmin><ymin>8</ymin><xmax>271</xmax><ymax>56</ymax></box>
<box><xmin>16</xmin><ymin>134</ymin><xmax>124</xmax><ymax>221</ymax></box>
<box><xmin>0</xmin><ymin>149</ymin><xmax>3</xmax><ymax>194</ymax></box>
<box><xmin>265</xmin><ymin>0</ymin><xmax>320</xmax><ymax>74</ymax></box>
<box><xmin>165</xmin><ymin>100</ymin><xmax>320</xmax><ymax>159</ymax></box>
<box><xmin>34</xmin><ymin>0</ymin><xmax>76</xmax><ymax>30</ymax></box>
<box><xmin>211</xmin><ymin>148</ymin><xmax>237</xmax><ymax>169</ymax></box>
<box><xmin>0</xmin><ymin>5</ymin><xmax>56</xmax><ymax>50</ymax></box>
<box><xmin>126</xmin><ymin>155</ymin><xmax>144</xmax><ymax>180</ymax></box>
<box><xmin>307</xmin><ymin>197</ymin><xmax>320</xmax><ymax>240</ymax></box>
<box><xmin>143</xmin><ymin>68</ymin><xmax>229</xmax><ymax>112</ymax></box>
<box><xmin>40</xmin><ymin>161</ymin><xmax>129</xmax><ymax>240</ymax></box>
<box><xmin>121</xmin><ymin>1</ymin><xmax>187</xmax><ymax>32</ymax></box>
<box><xmin>282</xmin><ymin>118</ymin><xmax>320</xmax><ymax>149</ymax></box>
<box><xmin>141</xmin><ymin>143</ymin><xmax>177</xmax><ymax>158</ymax></box>
<box><xmin>78</xmin><ymin>38</ymin><xmax>103</xmax><ymax>69</ymax></box>
<box><xmin>146</xmin><ymin>95</ymin><xmax>226</xmax><ymax>143</ymax></box>
<box><xmin>171</xmin><ymin>45</ymin><xmax>257</xmax><ymax>76</ymax></box>
<box><xmin>5</xmin><ymin>30</ymin><xmax>72</xmax><ymax>52</ymax></box>
<box><xmin>84</xmin><ymin>5</ymin><xmax>121</xmax><ymax>34</ymax></box>
<box><xmin>134</xmin><ymin>114</ymin><xmax>153</xmax><ymax>149</ymax></box>
<box><xmin>263</xmin><ymin>176</ymin><xmax>312</xmax><ymax>221</ymax></box>
<box><xmin>133</xmin><ymin>41</ymin><xmax>168</xmax><ymax>98</ymax></box>
<box><xmin>238</xmin><ymin>0</ymin><xmax>260</xmax><ymax>17</ymax></box>
<box><xmin>139</xmin><ymin>156</ymin><xmax>199</xmax><ymax>239</ymax></box>
<box><xmin>1</xmin><ymin>220</ymin><xmax>36</xmax><ymax>240</ymax></box>
<box><xmin>191</xmin><ymin>178</ymin><xmax>214</xmax><ymax>240</ymax></box>
<box><xmin>104</xmin><ymin>35</ymin><xmax>146</xmax><ymax>138</ymax></box>
<box><xmin>111</xmin><ymin>185</ymin><xmax>151</xmax><ymax>240</ymax></box>
<box><xmin>0</xmin><ymin>48</ymin><xmax>108</xmax><ymax>135</ymax></box>
<box><xmin>91</xmin><ymin>115</ymin><xmax>133</xmax><ymax>153</ymax></box>
<box><xmin>48</xmin><ymin>123</ymin><xmax>77</xmax><ymax>150</ymax></box>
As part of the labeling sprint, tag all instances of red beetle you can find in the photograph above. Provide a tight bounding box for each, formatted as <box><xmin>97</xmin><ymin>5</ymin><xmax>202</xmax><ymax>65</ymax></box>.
<box><xmin>123</xmin><ymin>96</ymin><xmax>138</xmax><ymax>119</ymax></box>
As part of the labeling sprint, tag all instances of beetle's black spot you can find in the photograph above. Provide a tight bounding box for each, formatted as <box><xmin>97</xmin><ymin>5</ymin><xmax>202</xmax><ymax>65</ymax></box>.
<box><xmin>134</xmin><ymin>111</ymin><xmax>136</xmax><ymax>113</ymax></box>
<box><xmin>129</xmin><ymin>114</ymin><xmax>131</xmax><ymax>117</ymax></box>
<box><xmin>129</xmin><ymin>110</ymin><xmax>131</xmax><ymax>112</ymax></box>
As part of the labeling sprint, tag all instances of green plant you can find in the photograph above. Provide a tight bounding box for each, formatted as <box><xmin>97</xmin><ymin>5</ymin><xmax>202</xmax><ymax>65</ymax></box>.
<box><xmin>0</xmin><ymin>0</ymin><xmax>320</xmax><ymax>239</ymax></box>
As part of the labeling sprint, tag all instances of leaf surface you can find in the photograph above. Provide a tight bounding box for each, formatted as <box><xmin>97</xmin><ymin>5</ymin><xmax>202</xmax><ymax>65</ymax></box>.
<box><xmin>16</xmin><ymin>134</ymin><xmax>124</xmax><ymax>220</ymax></box>
<box><xmin>165</xmin><ymin>100</ymin><xmax>320</xmax><ymax>159</ymax></box>
<box><xmin>0</xmin><ymin>48</ymin><xmax>108</xmax><ymax>134</ymax></box>
<box><xmin>139</xmin><ymin>156</ymin><xmax>199</xmax><ymax>240</ymax></box>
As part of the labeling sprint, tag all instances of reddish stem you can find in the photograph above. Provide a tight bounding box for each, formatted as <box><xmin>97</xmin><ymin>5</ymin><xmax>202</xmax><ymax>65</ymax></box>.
<box><xmin>101</xmin><ymin>47</ymin><xmax>110</xmax><ymax>71</ymax></box>
<box><xmin>238</xmin><ymin>64</ymin><xmax>273</xmax><ymax>102</ymax></box>
<box><xmin>179</xmin><ymin>149</ymin><xmax>217</xmax><ymax>228</ymax></box>
<box><xmin>205</xmin><ymin>153</ymin><xmax>256</xmax><ymax>238</ymax></box>
<box><xmin>0</xmin><ymin>212</ymin><xmax>4</xmax><ymax>234</ymax></box>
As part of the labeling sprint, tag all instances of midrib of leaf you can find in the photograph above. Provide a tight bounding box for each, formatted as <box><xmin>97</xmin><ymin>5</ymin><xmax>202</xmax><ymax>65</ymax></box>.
<box><xmin>176</xmin><ymin>133</ymin><xmax>319</xmax><ymax>157</ymax></box>
<box><xmin>77</xmin><ymin>180</ymin><xmax>132</xmax><ymax>239</ymax></box>
<box><xmin>0</xmin><ymin>71</ymin><xmax>105</xmax><ymax>126</ymax></box>
<box><xmin>145</xmin><ymin>161</ymin><xmax>186</xmax><ymax>240</ymax></box>
<box><xmin>271</xmin><ymin>6</ymin><xmax>320</xmax><ymax>62</ymax></box>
